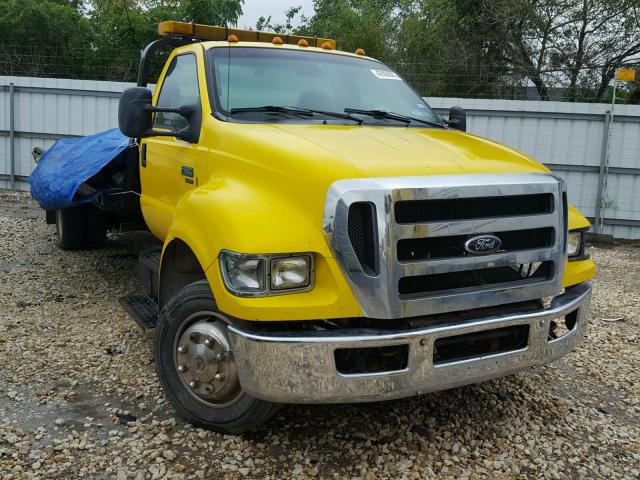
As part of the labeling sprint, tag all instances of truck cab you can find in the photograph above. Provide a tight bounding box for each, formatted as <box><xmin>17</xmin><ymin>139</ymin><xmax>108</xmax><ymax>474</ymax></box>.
<box><xmin>65</xmin><ymin>21</ymin><xmax>595</xmax><ymax>433</ymax></box>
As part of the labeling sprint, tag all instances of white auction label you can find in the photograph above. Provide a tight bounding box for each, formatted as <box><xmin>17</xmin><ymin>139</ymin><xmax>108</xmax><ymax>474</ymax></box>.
<box><xmin>370</xmin><ymin>69</ymin><xmax>402</xmax><ymax>80</ymax></box>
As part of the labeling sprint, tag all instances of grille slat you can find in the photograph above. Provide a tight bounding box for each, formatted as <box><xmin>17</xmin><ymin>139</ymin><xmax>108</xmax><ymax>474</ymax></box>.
<box><xmin>395</xmin><ymin>193</ymin><xmax>554</xmax><ymax>224</ymax></box>
<box><xmin>397</xmin><ymin>227</ymin><xmax>555</xmax><ymax>262</ymax></box>
<box><xmin>398</xmin><ymin>261</ymin><xmax>554</xmax><ymax>297</ymax></box>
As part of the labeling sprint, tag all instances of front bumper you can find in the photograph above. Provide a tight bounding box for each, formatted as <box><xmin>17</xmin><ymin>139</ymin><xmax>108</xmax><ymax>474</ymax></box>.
<box><xmin>228</xmin><ymin>283</ymin><xmax>591</xmax><ymax>404</ymax></box>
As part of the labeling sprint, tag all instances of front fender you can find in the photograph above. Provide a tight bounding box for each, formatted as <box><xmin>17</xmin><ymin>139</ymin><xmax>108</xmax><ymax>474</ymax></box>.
<box><xmin>563</xmin><ymin>204</ymin><xmax>596</xmax><ymax>287</ymax></box>
<box><xmin>163</xmin><ymin>181</ymin><xmax>363</xmax><ymax>321</ymax></box>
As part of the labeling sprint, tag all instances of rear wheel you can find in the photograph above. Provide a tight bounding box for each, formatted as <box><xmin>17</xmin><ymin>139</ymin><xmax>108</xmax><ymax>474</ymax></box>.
<box><xmin>83</xmin><ymin>204</ymin><xmax>106</xmax><ymax>249</ymax></box>
<box><xmin>55</xmin><ymin>204</ymin><xmax>106</xmax><ymax>250</ymax></box>
<box><xmin>155</xmin><ymin>281</ymin><xmax>279</xmax><ymax>433</ymax></box>
<box><xmin>55</xmin><ymin>207</ymin><xmax>84</xmax><ymax>250</ymax></box>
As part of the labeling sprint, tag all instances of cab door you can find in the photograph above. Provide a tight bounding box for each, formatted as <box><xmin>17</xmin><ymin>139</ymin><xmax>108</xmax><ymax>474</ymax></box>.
<box><xmin>140</xmin><ymin>51</ymin><xmax>202</xmax><ymax>240</ymax></box>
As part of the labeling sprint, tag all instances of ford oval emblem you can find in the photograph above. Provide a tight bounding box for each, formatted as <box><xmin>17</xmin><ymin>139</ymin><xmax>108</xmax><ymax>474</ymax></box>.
<box><xmin>464</xmin><ymin>234</ymin><xmax>502</xmax><ymax>255</ymax></box>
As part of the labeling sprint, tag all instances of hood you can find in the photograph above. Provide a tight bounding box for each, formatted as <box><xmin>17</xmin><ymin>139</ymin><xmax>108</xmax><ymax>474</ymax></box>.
<box><xmin>259</xmin><ymin>124</ymin><xmax>550</xmax><ymax>179</ymax></box>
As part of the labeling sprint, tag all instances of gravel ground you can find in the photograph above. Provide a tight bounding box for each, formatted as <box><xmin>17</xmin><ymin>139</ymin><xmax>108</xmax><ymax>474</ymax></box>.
<box><xmin>0</xmin><ymin>190</ymin><xmax>639</xmax><ymax>480</ymax></box>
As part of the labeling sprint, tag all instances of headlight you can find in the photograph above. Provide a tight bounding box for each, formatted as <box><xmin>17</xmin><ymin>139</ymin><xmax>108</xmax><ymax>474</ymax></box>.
<box><xmin>567</xmin><ymin>231</ymin><xmax>582</xmax><ymax>257</ymax></box>
<box><xmin>271</xmin><ymin>256</ymin><xmax>311</xmax><ymax>290</ymax></box>
<box><xmin>221</xmin><ymin>252</ymin><xmax>265</xmax><ymax>294</ymax></box>
<box><xmin>220</xmin><ymin>251</ymin><xmax>313</xmax><ymax>296</ymax></box>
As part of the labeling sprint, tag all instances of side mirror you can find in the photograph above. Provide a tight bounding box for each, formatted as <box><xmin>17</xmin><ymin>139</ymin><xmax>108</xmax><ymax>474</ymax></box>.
<box><xmin>118</xmin><ymin>87</ymin><xmax>153</xmax><ymax>138</ymax></box>
<box><xmin>118</xmin><ymin>87</ymin><xmax>200</xmax><ymax>143</ymax></box>
<box><xmin>445</xmin><ymin>106</ymin><xmax>467</xmax><ymax>132</ymax></box>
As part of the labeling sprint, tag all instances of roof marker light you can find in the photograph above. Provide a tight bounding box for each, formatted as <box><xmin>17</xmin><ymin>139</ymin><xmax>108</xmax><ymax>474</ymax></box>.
<box><xmin>227</xmin><ymin>34</ymin><xmax>239</xmax><ymax>42</ymax></box>
<box><xmin>272</xmin><ymin>36</ymin><xmax>283</xmax><ymax>45</ymax></box>
<box><xmin>322</xmin><ymin>41</ymin><xmax>332</xmax><ymax>50</ymax></box>
<box><xmin>355</xmin><ymin>48</ymin><xmax>366</xmax><ymax>56</ymax></box>
<box><xmin>157</xmin><ymin>21</ymin><xmax>336</xmax><ymax>49</ymax></box>
<box><xmin>298</xmin><ymin>39</ymin><xmax>309</xmax><ymax>47</ymax></box>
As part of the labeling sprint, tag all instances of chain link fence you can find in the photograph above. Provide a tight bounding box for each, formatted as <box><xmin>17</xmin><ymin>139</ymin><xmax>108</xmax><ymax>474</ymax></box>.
<box><xmin>0</xmin><ymin>44</ymin><xmax>635</xmax><ymax>103</ymax></box>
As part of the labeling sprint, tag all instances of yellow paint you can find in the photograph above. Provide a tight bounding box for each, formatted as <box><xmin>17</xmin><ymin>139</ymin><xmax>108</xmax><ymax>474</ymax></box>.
<box><xmin>615</xmin><ymin>68</ymin><xmax>636</xmax><ymax>82</ymax></box>
<box><xmin>564</xmin><ymin>204</ymin><xmax>596</xmax><ymax>287</ymax></box>
<box><xmin>140</xmin><ymin>43</ymin><xmax>595</xmax><ymax>321</ymax></box>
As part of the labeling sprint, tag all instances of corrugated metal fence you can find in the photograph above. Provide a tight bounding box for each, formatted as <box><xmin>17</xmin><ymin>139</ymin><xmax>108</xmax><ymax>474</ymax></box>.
<box><xmin>0</xmin><ymin>76</ymin><xmax>134</xmax><ymax>191</ymax></box>
<box><xmin>2</xmin><ymin>76</ymin><xmax>640</xmax><ymax>238</ymax></box>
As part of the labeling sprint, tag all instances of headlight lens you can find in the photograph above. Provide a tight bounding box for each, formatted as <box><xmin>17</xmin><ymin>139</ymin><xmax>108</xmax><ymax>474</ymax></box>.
<box><xmin>271</xmin><ymin>256</ymin><xmax>311</xmax><ymax>290</ymax></box>
<box><xmin>221</xmin><ymin>253</ymin><xmax>265</xmax><ymax>294</ymax></box>
<box><xmin>567</xmin><ymin>231</ymin><xmax>582</xmax><ymax>257</ymax></box>
<box><xmin>220</xmin><ymin>251</ymin><xmax>313</xmax><ymax>296</ymax></box>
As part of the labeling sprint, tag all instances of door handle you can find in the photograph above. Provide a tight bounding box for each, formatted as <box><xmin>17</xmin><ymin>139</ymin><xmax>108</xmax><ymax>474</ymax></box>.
<box><xmin>141</xmin><ymin>144</ymin><xmax>147</xmax><ymax>167</ymax></box>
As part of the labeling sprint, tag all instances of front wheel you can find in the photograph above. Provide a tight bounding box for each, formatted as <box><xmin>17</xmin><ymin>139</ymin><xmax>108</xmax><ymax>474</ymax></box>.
<box><xmin>154</xmin><ymin>281</ymin><xmax>280</xmax><ymax>434</ymax></box>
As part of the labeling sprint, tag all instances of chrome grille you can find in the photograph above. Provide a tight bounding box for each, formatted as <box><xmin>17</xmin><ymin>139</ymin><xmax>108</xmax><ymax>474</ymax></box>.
<box><xmin>323</xmin><ymin>173</ymin><xmax>567</xmax><ymax>319</ymax></box>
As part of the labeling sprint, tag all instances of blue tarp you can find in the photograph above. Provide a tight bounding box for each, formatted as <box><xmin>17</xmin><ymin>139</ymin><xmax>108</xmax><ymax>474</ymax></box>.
<box><xmin>29</xmin><ymin>128</ymin><xmax>130</xmax><ymax>210</ymax></box>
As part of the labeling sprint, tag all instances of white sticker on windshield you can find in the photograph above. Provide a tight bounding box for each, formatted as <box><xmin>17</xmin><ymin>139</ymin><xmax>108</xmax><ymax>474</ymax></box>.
<box><xmin>370</xmin><ymin>69</ymin><xmax>402</xmax><ymax>80</ymax></box>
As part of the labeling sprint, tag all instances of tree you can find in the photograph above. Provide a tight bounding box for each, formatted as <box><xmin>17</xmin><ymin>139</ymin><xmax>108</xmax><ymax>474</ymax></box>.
<box><xmin>256</xmin><ymin>6</ymin><xmax>304</xmax><ymax>34</ymax></box>
<box><xmin>86</xmin><ymin>0</ymin><xmax>244</xmax><ymax>81</ymax></box>
<box><xmin>298</xmin><ymin>0</ymin><xmax>406</xmax><ymax>62</ymax></box>
<box><xmin>295</xmin><ymin>0</ymin><xmax>640</xmax><ymax>102</ymax></box>
<box><xmin>178</xmin><ymin>0</ymin><xmax>243</xmax><ymax>25</ymax></box>
<box><xmin>0</xmin><ymin>0</ymin><xmax>90</xmax><ymax>77</ymax></box>
<box><xmin>502</xmin><ymin>0</ymin><xmax>640</xmax><ymax>101</ymax></box>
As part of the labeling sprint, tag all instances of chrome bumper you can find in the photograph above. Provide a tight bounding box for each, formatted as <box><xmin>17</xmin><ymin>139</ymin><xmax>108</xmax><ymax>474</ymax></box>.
<box><xmin>228</xmin><ymin>283</ymin><xmax>591</xmax><ymax>404</ymax></box>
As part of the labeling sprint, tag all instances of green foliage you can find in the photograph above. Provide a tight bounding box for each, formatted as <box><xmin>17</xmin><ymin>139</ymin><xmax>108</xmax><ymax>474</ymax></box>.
<box><xmin>0</xmin><ymin>0</ymin><xmax>244</xmax><ymax>81</ymax></box>
<box><xmin>295</xmin><ymin>0</ymin><xmax>640</xmax><ymax>102</ymax></box>
<box><xmin>299</xmin><ymin>0</ymin><xmax>405</xmax><ymax>62</ymax></box>
<box><xmin>0</xmin><ymin>0</ymin><xmax>88</xmax><ymax>48</ymax></box>
<box><xmin>177</xmin><ymin>0</ymin><xmax>244</xmax><ymax>25</ymax></box>
<box><xmin>1</xmin><ymin>0</ymin><xmax>638</xmax><ymax>102</ymax></box>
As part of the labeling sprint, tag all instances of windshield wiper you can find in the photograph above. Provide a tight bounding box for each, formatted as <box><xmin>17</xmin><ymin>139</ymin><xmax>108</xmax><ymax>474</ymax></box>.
<box><xmin>344</xmin><ymin>108</ymin><xmax>445</xmax><ymax>128</ymax></box>
<box><xmin>292</xmin><ymin>107</ymin><xmax>363</xmax><ymax>124</ymax></box>
<box><xmin>229</xmin><ymin>105</ymin><xmax>313</xmax><ymax>117</ymax></box>
<box><xmin>230</xmin><ymin>105</ymin><xmax>363</xmax><ymax>124</ymax></box>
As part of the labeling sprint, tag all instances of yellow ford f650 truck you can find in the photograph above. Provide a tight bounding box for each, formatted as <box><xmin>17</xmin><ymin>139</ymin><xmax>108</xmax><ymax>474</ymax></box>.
<box><xmin>46</xmin><ymin>22</ymin><xmax>596</xmax><ymax>433</ymax></box>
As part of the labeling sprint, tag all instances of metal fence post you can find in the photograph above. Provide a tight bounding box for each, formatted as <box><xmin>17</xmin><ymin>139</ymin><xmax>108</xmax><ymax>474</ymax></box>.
<box><xmin>9</xmin><ymin>82</ymin><xmax>16</xmax><ymax>190</ymax></box>
<box><xmin>593</xmin><ymin>110</ymin><xmax>611</xmax><ymax>234</ymax></box>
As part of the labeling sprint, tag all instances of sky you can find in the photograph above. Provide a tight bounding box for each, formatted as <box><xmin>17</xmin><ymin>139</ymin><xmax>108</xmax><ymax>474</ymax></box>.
<box><xmin>237</xmin><ymin>0</ymin><xmax>315</xmax><ymax>30</ymax></box>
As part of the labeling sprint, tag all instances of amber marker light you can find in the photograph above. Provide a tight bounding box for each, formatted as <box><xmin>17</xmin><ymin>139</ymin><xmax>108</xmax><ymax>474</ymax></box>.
<box><xmin>355</xmin><ymin>48</ymin><xmax>366</xmax><ymax>56</ymax></box>
<box><xmin>298</xmin><ymin>39</ymin><xmax>309</xmax><ymax>47</ymax></box>
<box><xmin>273</xmin><ymin>36</ymin><xmax>284</xmax><ymax>45</ymax></box>
<box><xmin>227</xmin><ymin>34</ymin><xmax>239</xmax><ymax>42</ymax></box>
<box><xmin>322</xmin><ymin>41</ymin><xmax>333</xmax><ymax>50</ymax></box>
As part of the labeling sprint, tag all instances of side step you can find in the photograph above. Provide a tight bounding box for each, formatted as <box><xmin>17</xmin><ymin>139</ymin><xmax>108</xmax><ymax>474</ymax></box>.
<box><xmin>119</xmin><ymin>294</ymin><xmax>158</xmax><ymax>329</ymax></box>
<box><xmin>138</xmin><ymin>246</ymin><xmax>161</xmax><ymax>300</ymax></box>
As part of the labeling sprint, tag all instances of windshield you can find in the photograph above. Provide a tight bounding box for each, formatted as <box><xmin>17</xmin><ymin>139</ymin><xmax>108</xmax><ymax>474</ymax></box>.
<box><xmin>206</xmin><ymin>47</ymin><xmax>440</xmax><ymax>125</ymax></box>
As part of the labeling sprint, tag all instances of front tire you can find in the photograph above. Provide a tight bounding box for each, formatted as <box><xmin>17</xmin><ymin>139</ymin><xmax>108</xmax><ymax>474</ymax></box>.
<box><xmin>155</xmin><ymin>281</ymin><xmax>279</xmax><ymax>434</ymax></box>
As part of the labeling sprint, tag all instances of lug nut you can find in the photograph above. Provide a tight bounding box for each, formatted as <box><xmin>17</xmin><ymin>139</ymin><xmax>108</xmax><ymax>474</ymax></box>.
<box><xmin>189</xmin><ymin>381</ymin><xmax>199</xmax><ymax>389</ymax></box>
<box><xmin>177</xmin><ymin>345</ymin><xmax>188</xmax><ymax>354</ymax></box>
<box><xmin>204</xmin><ymin>338</ymin><xmax>213</xmax><ymax>348</ymax></box>
<box><xmin>215</xmin><ymin>352</ymin><xmax>227</xmax><ymax>361</ymax></box>
<box><xmin>177</xmin><ymin>364</ymin><xmax>187</xmax><ymax>373</ymax></box>
<box><xmin>214</xmin><ymin>373</ymin><xmax>226</xmax><ymax>381</ymax></box>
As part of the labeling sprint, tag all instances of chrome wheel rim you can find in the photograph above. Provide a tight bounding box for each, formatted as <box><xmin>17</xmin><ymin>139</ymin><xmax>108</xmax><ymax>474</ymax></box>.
<box><xmin>173</xmin><ymin>311</ymin><xmax>242</xmax><ymax>408</ymax></box>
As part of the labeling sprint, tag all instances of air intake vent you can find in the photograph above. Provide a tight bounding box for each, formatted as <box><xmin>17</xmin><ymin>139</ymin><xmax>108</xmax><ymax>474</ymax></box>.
<box><xmin>395</xmin><ymin>193</ymin><xmax>554</xmax><ymax>224</ymax></box>
<box><xmin>348</xmin><ymin>202</ymin><xmax>378</xmax><ymax>274</ymax></box>
<box><xmin>398</xmin><ymin>261</ymin><xmax>554</xmax><ymax>297</ymax></box>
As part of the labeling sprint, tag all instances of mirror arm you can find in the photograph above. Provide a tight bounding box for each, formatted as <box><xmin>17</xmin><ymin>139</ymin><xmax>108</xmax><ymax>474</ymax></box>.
<box><xmin>140</xmin><ymin>105</ymin><xmax>197</xmax><ymax>141</ymax></box>
<box><xmin>144</xmin><ymin>104</ymin><xmax>195</xmax><ymax>119</ymax></box>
